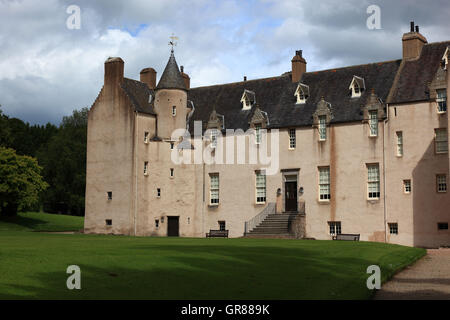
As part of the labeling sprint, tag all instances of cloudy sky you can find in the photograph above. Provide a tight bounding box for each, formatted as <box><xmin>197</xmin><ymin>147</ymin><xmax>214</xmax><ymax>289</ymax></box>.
<box><xmin>0</xmin><ymin>0</ymin><xmax>449</xmax><ymax>125</ymax></box>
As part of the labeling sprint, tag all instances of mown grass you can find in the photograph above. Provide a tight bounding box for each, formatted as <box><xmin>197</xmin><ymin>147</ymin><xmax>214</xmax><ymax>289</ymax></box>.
<box><xmin>0</xmin><ymin>222</ymin><xmax>425</xmax><ymax>299</ymax></box>
<box><xmin>0</xmin><ymin>211</ymin><xmax>83</xmax><ymax>232</ymax></box>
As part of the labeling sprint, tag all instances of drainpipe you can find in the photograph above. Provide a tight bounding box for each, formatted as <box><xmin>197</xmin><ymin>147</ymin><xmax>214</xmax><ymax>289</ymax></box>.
<box><xmin>383</xmin><ymin>104</ymin><xmax>389</xmax><ymax>243</ymax></box>
<box><xmin>134</xmin><ymin>111</ymin><xmax>138</xmax><ymax>236</ymax></box>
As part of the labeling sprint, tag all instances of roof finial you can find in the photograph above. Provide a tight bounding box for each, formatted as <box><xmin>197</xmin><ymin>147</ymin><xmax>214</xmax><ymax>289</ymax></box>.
<box><xmin>169</xmin><ymin>33</ymin><xmax>178</xmax><ymax>53</ymax></box>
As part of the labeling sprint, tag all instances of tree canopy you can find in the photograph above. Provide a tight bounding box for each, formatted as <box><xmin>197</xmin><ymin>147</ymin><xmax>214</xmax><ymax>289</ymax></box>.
<box><xmin>0</xmin><ymin>147</ymin><xmax>48</xmax><ymax>216</ymax></box>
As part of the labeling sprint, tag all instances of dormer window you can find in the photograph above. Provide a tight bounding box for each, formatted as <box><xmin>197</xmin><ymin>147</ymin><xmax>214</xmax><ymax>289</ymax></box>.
<box><xmin>211</xmin><ymin>129</ymin><xmax>218</xmax><ymax>148</ymax></box>
<box><xmin>349</xmin><ymin>76</ymin><xmax>365</xmax><ymax>98</ymax></box>
<box><xmin>294</xmin><ymin>83</ymin><xmax>309</xmax><ymax>104</ymax></box>
<box><xmin>241</xmin><ymin>89</ymin><xmax>255</xmax><ymax>110</ymax></box>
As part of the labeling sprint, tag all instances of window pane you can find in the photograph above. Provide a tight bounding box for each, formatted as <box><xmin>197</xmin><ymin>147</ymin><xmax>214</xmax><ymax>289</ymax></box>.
<box><xmin>319</xmin><ymin>116</ymin><xmax>326</xmax><ymax>140</ymax></box>
<box><xmin>369</xmin><ymin>110</ymin><xmax>378</xmax><ymax>136</ymax></box>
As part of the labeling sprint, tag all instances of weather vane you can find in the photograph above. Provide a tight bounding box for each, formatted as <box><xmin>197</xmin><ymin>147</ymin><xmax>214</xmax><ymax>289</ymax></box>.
<box><xmin>169</xmin><ymin>33</ymin><xmax>178</xmax><ymax>53</ymax></box>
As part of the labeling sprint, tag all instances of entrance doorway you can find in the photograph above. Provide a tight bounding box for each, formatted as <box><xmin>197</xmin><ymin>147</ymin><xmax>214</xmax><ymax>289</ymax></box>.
<box><xmin>284</xmin><ymin>175</ymin><xmax>298</xmax><ymax>212</ymax></box>
<box><xmin>167</xmin><ymin>216</ymin><xmax>179</xmax><ymax>237</ymax></box>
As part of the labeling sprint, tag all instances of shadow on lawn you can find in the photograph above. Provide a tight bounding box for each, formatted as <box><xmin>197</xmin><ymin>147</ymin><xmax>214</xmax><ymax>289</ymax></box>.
<box><xmin>0</xmin><ymin>214</ymin><xmax>46</xmax><ymax>230</ymax></box>
<box><xmin>0</xmin><ymin>243</ymin><xmax>383</xmax><ymax>300</ymax></box>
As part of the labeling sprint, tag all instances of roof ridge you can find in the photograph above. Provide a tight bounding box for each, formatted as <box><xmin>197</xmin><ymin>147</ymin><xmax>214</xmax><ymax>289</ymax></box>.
<box><xmin>304</xmin><ymin>59</ymin><xmax>402</xmax><ymax>75</ymax></box>
<box><xmin>191</xmin><ymin>75</ymin><xmax>289</xmax><ymax>90</ymax></box>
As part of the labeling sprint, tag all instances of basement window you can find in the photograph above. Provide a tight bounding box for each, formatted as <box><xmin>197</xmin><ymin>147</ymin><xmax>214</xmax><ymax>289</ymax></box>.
<box><xmin>388</xmin><ymin>223</ymin><xmax>398</xmax><ymax>235</ymax></box>
<box><xmin>218</xmin><ymin>221</ymin><xmax>226</xmax><ymax>231</ymax></box>
<box><xmin>438</xmin><ymin>222</ymin><xmax>448</xmax><ymax>230</ymax></box>
<box><xmin>107</xmin><ymin>191</ymin><xmax>112</xmax><ymax>200</ymax></box>
<box><xmin>105</xmin><ymin>219</ymin><xmax>112</xmax><ymax>226</ymax></box>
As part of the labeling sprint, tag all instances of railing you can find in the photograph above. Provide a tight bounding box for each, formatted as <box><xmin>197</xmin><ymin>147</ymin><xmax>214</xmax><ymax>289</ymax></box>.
<box><xmin>244</xmin><ymin>202</ymin><xmax>276</xmax><ymax>235</ymax></box>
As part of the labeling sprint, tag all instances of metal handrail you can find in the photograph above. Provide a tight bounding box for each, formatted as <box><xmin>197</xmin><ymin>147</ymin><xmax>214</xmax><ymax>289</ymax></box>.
<box><xmin>244</xmin><ymin>202</ymin><xmax>276</xmax><ymax>235</ymax></box>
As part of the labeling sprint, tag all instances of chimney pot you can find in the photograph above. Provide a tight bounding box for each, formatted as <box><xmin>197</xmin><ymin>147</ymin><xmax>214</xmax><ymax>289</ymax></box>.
<box><xmin>415</xmin><ymin>25</ymin><xmax>419</xmax><ymax>32</ymax></box>
<box><xmin>410</xmin><ymin>21</ymin><xmax>414</xmax><ymax>32</ymax></box>
<box><xmin>244</xmin><ymin>76</ymin><xmax>247</xmax><ymax>81</ymax></box>
<box><xmin>402</xmin><ymin>21</ymin><xmax>427</xmax><ymax>60</ymax></box>
<box><xmin>180</xmin><ymin>65</ymin><xmax>184</xmax><ymax>73</ymax></box>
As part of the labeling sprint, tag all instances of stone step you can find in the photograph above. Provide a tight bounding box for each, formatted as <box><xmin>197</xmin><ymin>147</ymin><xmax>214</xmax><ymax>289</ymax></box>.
<box><xmin>244</xmin><ymin>233</ymin><xmax>295</xmax><ymax>239</ymax></box>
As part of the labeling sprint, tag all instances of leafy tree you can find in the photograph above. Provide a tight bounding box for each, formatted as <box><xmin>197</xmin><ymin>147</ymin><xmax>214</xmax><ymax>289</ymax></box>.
<box><xmin>0</xmin><ymin>147</ymin><xmax>48</xmax><ymax>216</ymax></box>
<box><xmin>0</xmin><ymin>106</ymin><xmax>12</xmax><ymax>147</ymax></box>
<box><xmin>37</xmin><ymin>108</ymin><xmax>88</xmax><ymax>216</ymax></box>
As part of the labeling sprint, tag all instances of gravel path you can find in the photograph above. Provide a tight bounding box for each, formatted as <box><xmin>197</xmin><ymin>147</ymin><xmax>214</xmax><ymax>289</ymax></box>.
<box><xmin>375</xmin><ymin>248</ymin><xmax>450</xmax><ymax>300</ymax></box>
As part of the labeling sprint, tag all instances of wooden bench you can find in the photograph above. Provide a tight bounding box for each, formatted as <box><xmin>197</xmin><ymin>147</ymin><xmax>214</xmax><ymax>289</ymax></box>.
<box><xmin>206</xmin><ymin>230</ymin><xmax>229</xmax><ymax>238</ymax></box>
<box><xmin>332</xmin><ymin>233</ymin><xmax>360</xmax><ymax>241</ymax></box>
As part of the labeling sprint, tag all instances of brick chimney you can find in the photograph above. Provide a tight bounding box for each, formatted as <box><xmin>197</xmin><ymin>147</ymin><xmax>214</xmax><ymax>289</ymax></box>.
<box><xmin>180</xmin><ymin>66</ymin><xmax>190</xmax><ymax>90</ymax></box>
<box><xmin>402</xmin><ymin>21</ymin><xmax>427</xmax><ymax>60</ymax></box>
<box><xmin>140</xmin><ymin>67</ymin><xmax>157</xmax><ymax>89</ymax></box>
<box><xmin>291</xmin><ymin>50</ymin><xmax>307</xmax><ymax>83</ymax></box>
<box><xmin>104</xmin><ymin>57</ymin><xmax>124</xmax><ymax>87</ymax></box>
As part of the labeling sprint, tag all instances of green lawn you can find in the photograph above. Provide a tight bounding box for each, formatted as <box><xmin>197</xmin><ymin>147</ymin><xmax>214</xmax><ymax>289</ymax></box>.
<box><xmin>0</xmin><ymin>211</ymin><xmax>84</xmax><ymax>232</ymax></box>
<box><xmin>0</xmin><ymin>214</ymin><xmax>425</xmax><ymax>299</ymax></box>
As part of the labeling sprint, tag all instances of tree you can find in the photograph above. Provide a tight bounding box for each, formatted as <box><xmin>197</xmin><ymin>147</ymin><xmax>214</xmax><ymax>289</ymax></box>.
<box><xmin>37</xmin><ymin>108</ymin><xmax>88</xmax><ymax>215</ymax></box>
<box><xmin>0</xmin><ymin>147</ymin><xmax>48</xmax><ymax>216</ymax></box>
<box><xmin>0</xmin><ymin>106</ymin><xmax>12</xmax><ymax>147</ymax></box>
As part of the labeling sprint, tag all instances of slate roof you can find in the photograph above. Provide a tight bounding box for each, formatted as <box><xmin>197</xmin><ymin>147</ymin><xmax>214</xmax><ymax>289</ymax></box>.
<box><xmin>389</xmin><ymin>41</ymin><xmax>450</xmax><ymax>104</ymax></box>
<box><xmin>121</xmin><ymin>78</ymin><xmax>156</xmax><ymax>115</ymax></box>
<box><xmin>187</xmin><ymin>59</ymin><xmax>401</xmax><ymax>132</ymax></box>
<box><xmin>156</xmin><ymin>51</ymin><xmax>187</xmax><ymax>91</ymax></box>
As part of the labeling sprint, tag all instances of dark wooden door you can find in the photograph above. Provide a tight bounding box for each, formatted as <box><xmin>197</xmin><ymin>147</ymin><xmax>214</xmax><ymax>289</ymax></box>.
<box><xmin>167</xmin><ymin>216</ymin><xmax>179</xmax><ymax>237</ymax></box>
<box><xmin>285</xmin><ymin>181</ymin><xmax>298</xmax><ymax>212</ymax></box>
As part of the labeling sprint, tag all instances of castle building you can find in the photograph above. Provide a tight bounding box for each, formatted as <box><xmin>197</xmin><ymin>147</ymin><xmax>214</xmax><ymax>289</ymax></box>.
<box><xmin>84</xmin><ymin>23</ymin><xmax>450</xmax><ymax>248</ymax></box>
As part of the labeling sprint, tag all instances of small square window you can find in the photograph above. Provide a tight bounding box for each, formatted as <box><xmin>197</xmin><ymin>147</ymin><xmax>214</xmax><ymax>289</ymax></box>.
<box><xmin>106</xmin><ymin>219</ymin><xmax>112</xmax><ymax>226</ymax></box>
<box><xmin>388</xmin><ymin>223</ymin><xmax>398</xmax><ymax>235</ymax></box>
<box><xmin>438</xmin><ymin>222</ymin><xmax>448</xmax><ymax>230</ymax></box>
<box><xmin>328</xmin><ymin>221</ymin><xmax>341</xmax><ymax>235</ymax></box>
<box><xmin>218</xmin><ymin>221</ymin><xmax>226</xmax><ymax>231</ymax></box>
<box><xmin>157</xmin><ymin>188</ymin><xmax>161</xmax><ymax>197</ymax></box>
<box><xmin>155</xmin><ymin>219</ymin><xmax>159</xmax><ymax>228</ymax></box>
<box><xmin>107</xmin><ymin>191</ymin><xmax>112</xmax><ymax>200</ymax></box>
<box><xmin>403</xmin><ymin>180</ymin><xmax>411</xmax><ymax>193</ymax></box>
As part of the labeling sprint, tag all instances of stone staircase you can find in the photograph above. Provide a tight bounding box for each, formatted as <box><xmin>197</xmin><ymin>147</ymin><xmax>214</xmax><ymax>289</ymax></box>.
<box><xmin>244</xmin><ymin>212</ymin><xmax>301</xmax><ymax>238</ymax></box>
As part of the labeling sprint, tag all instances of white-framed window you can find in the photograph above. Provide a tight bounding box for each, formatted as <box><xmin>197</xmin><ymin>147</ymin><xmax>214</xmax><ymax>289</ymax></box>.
<box><xmin>294</xmin><ymin>84</ymin><xmax>309</xmax><ymax>104</ymax></box>
<box><xmin>437</xmin><ymin>174</ymin><xmax>447</xmax><ymax>193</ymax></box>
<box><xmin>318</xmin><ymin>115</ymin><xmax>327</xmax><ymax>141</ymax></box>
<box><xmin>367</xmin><ymin>164</ymin><xmax>380</xmax><ymax>199</ymax></box>
<box><xmin>172</xmin><ymin>106</ymin><xmax>176</xmax><ymax>116</ymax></box>
<box><xmin>170</xmin><ymin>168</ymin><xmax>174</xmax><ymax>177</ymax></box>
<box><xmin>255</xmin><ymin>171</ymin><xmax>266</xmax><ymax>203</ymax></box>
<box><xmin>289</xmin><ymin>128</ymin><xmax>296</xmax><ymax>149</ymax></box>
<box><xmin>328</xmin><ymin>221</ymin><xmax>341</xmax><ymax>235</ymax></box>
<box><xmin>396</xmin><ymin>131</ymin><xmax>403</xmax><ymax>156</ymax></box>
<box><xmin>403</xmin><ymin>180</ymin><xmax>411</xmax><ymax>193</ymax></box>
<box><xmin>435</xmin><ymin>128</ymin><xmax>448</xmax><ymax>154</ymax></box>
<box><xmin>211</xmin><ymin>129</ymin><xmax>218</xmax><ymax>148</ymax></box>
<box><xmin>144</xmin><ymin>131</ymin><xmax>149</xmax><ymax>143</ymax></box>
<box><xmin>437</xmin><ymin>89</ymin><xmax>447</xmax><ymax>113</ymax></box>
<box><xmin>369</xmin><ymin>110</ymin><xmax>378</xmax><ymax>137</ymax></box>
<box><xmin>255</xmin><ymin>124</ymin><xmax>262</xmax><ymax>144</ymax></box>
<box><xmin>210</xmin><ymin>173</ymin><xmax>219</xmax><ymax>205</ymax></box>
<box><xmin>144</xmin><ymin>161</ymin><xmax>148</xmax><ymax>175</ymax></box>
<box><xmin>388</xmin><ymin>223</ymin><xmax>398</xmax><ymax>235</ymax></box>
<box><xmin>319</xmin><ymin>167</ymin><xmax>331</xmax><ymax>200</ymax></box>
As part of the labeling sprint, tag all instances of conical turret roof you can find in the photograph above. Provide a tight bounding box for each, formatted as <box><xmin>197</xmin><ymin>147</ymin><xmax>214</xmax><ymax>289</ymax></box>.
<box><xmin>156</xmin><ymin>51</ymin><xmax>187</xmax><ymax>91</ymax></box>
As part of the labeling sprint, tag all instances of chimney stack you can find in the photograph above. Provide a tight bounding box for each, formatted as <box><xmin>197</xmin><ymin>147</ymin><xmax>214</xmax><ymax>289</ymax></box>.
<box><xmin>291</xmin><ymin>50</ymin><xmax>307</xmax><ymax>83</ymax></box>
<box><xmin>140</xmin><ymin>68</ymin><xmax>157</xmax><ymax>89</ymax></box>
<box><xmin>104</xmin><ymin>57</ymin><xmax>124</xmax><ymax>87</ymax></box>
<box><xmin>243</xmin><ymin>76</ymin><xmax>247</xmax><ymax>81</ymax></box>
<box><xmin>180</xmin><ymin>65</ymin><xmax>190</xmax><ymax>90</ymax></box>
<box><xmin>402</xmin><ymin>21</ymin><xmax>427</xmax><ymax>60</ymax></box>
